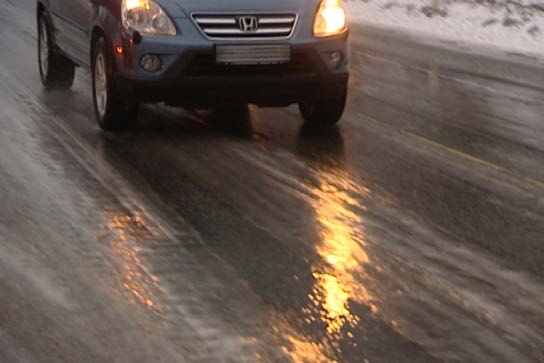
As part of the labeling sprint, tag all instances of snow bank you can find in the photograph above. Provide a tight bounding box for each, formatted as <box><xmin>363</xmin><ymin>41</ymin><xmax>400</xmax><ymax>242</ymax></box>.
<box><xmin>344</xmin><ymin>0</ymin><xmax>544</xmax><ymax>58</ymax></box>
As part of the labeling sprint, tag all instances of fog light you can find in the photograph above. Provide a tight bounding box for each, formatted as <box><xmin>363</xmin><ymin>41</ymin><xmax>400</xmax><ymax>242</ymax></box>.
<box><xmin>140</xmin><ymin>54</ymin><xmax>162</xmax><ymax>72</ymax></box>
<box><xmin>329</xmin><ymin>51</ymin><xmax>343</xmax><ymax>68</ymax></box>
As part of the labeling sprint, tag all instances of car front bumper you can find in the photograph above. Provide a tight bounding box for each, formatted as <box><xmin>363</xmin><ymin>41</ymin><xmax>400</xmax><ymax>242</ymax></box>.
<box><xmin>112</xmin><ymin>19</ymin><xmax>349</xmax><ymax>107</ymax></box>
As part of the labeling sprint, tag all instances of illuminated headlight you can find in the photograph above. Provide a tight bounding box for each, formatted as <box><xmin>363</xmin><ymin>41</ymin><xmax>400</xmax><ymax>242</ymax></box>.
<box><xmin>313</xmin><ymin>0</ymin><xmax>347</xmax><ymax>37</ymax></box>
<box><xmin>122</xmin><ymin>0</ymin><xmax>177</xmax><ymax>36</ymax></box>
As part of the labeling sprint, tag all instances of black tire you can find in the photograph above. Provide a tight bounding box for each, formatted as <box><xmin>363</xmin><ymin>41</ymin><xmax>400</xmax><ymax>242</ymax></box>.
<box><xmin>91</xmin><ymin>36</ymin><xmax>138</xmax><ymax>131</ymax></box>
<box><xmin>298</xmin><ymin>86</ymin><xmax>347</xmax><ymax>128</ymax></box>
<box><xmin>38</xmin><ymin>11</ymin><xmax>75</xmax><ymax>88</ymax></box>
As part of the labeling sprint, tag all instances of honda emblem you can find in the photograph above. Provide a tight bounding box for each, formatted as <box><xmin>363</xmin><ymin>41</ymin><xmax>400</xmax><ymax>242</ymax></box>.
<box><xmin>238</xmin><ymin>16</ymin><xmax>258</xmax><ymax>32</ymax></box>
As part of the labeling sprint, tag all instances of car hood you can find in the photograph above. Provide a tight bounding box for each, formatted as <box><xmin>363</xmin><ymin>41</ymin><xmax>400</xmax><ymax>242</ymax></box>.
<box><xmin>157</xmin><ymin>0</ymin><xmax>320</xmax><ymax>18</ymax></box>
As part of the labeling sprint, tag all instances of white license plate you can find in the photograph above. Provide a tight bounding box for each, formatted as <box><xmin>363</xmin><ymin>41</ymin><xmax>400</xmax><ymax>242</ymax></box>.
<box><xmin>216</xmin><ymin>45</ymin><xmax>291</xmax><ymax>65</ymax></box>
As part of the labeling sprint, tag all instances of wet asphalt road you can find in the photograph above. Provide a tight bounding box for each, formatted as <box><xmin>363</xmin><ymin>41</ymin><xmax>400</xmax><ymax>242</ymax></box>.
<box><xmin>1</xmin><ymin>0</ymin><xmax>544</xmax><ymax>362</ymax></box>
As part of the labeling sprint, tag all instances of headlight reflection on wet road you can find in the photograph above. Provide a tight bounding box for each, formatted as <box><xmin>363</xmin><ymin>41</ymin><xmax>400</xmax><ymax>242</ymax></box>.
<box><xmin>308</xmin><ymin>172</ymin><xmax>377</xmax><ymax>342</ymax></box>
<box><xmin>277</xmin><ymin>159</ymin><xmax>382</xmax><ymax>362</ymax></box>
<box><xmin>101</xmin><ymin>211</ymin><xmax>163</xmax><ymax>314</ymax></box>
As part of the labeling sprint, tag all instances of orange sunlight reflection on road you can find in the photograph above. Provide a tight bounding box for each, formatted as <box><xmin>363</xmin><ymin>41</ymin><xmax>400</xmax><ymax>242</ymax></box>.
<box><xmin>101</xmin><ymin>211</ymin><xmax>162</xmax><ymax>314</ymax></box>
<box><xmin>282</xmin><ymin>168</ymin><xmax>379</xmax><ymax>362</ymax></box>
<box><xmin>311</xmin><ymin>174</ymin><xmax>377</xmax><ymax>333</ymax></box>
<box><xmin>314</xmin><ymin>175</ymin><xmax>378</xmax><ymax>309</ymax></box>
<box><xmin>283</xmin><ymin>329</ymin><xmax>337</xmax><ymax>363</ymax></box>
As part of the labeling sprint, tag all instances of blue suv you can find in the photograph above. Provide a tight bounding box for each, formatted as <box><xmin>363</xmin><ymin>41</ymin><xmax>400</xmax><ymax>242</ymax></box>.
<box><xmin>37</xmin><ymin>0</ymin><xmax>349</xmax><ymax>130</ymax></box>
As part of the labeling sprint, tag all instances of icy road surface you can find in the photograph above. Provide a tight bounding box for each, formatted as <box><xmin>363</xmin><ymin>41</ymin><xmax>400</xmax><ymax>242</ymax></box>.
<box><xmin>1</xmin><ymin>1</ymin><xmax>544</xmax><ymax>362</ymax></box>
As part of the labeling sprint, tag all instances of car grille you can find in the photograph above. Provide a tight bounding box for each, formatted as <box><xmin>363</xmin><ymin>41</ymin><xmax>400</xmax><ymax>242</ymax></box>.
<box><xmin>191</xmin><ymin>13</ymin><xmax>298</xmax><ymax>39</ymax></box>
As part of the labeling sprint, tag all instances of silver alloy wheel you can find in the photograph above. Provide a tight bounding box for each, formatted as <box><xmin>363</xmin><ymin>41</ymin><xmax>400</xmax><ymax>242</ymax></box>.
<box><xmin>94</xmin><ymin>52</ymin><xmax>108</xmax><ymax>119</ymax></box>
<box><xmin>39</xmin><ymin>20</ymin><xmax>49</xmax><ymax>77</ymax></box>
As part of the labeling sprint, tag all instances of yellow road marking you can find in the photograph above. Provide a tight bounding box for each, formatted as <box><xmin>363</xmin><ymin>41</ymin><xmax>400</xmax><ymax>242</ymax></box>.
<box><xmin>358</xmin><ymin>113</ymin><xmax>544</xmax><ymax>191</ymax></box>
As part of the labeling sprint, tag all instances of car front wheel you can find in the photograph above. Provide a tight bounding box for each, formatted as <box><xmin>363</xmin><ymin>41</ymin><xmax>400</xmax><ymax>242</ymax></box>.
<box><xmin>92</xmin><ymin>36</ymin><xmax>138</xmax><ymax>131</ymax></box>
<box><xmin>298</xmin><ymin>86</ymin><xmax>347</xmax><ymax>128</ymax></box>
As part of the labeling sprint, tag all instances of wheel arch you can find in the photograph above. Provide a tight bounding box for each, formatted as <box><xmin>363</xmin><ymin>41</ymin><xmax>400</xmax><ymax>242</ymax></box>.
<box><xmin>90</xmin><ymin>26</ymin><xmax>109</xmax><ymax>62</ymax></box>
<box><xmin>90</xmin><ymin>14</ymin><xmax>123</xmax><ymax>73</ymax></box>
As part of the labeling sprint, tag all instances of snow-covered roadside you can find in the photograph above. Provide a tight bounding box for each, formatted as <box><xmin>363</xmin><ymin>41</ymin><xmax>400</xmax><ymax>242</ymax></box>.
<box><xmin>344</xmin><ymin>0</ymin><xmax>544</xmax><ymax>59</ymax></box>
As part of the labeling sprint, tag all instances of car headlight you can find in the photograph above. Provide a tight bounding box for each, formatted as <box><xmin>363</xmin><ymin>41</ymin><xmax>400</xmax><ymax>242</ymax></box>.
<box><xmin>313</xmin><ymin>0</ymin><xmax>347</xmax><ymax>37</ymax></box>
<box><xmin>122</xmin><ymin>0</ymin><xmax>177</xmax><ymax>36</ymax></box>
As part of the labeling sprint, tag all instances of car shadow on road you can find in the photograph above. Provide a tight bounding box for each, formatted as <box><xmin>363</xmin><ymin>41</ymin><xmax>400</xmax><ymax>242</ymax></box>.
<box><xmin>128</xmin><ymin>104</ymin><xmax>254</xmax><ymax>140</ymax></box>
<box><xmin>296</xmin><ymin>124</ymin><xmax>345</xmax><ymax>169</ymax></box>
